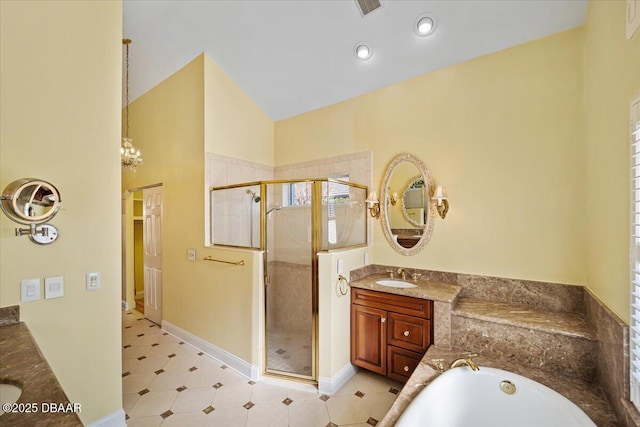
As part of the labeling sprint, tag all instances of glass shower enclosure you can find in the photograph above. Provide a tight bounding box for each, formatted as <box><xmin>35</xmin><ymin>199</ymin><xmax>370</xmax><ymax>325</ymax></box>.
<box><xmin>210</xmin><ymin>178</ymin><xmax>367</xmax><ymax>383</ymax></box>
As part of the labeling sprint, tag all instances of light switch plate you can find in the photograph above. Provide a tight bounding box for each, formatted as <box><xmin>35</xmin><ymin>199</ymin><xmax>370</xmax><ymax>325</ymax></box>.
<box><xmin>21</xmin><ymin>279</ymin><xmax>41</xmax><ymax>302</ymax></box>
<box><xmin>45</xmin><ymin>276</ymin><xmax>64</xmax><ymax>299</ymax></box>
<box><xmin>187</xmin><ymin>249</ymin><xmax>196</xmax><ymax>261</ymax></box>
<box><xmin>337</xmin><ymin>258</ymin><xmax>344</xmax><ymax>274</ymax></box>
<box><xmin>86</xmin><ymin>272</ymin><xmax>101</xmax><ymax>291</ymax></box>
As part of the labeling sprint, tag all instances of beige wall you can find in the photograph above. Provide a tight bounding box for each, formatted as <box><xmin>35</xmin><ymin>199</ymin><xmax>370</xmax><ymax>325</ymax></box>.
<box><xmin>276</xmin><ymin>28</ymin><xmax>586</xmax><ymax>287</ymax></box>
<box><xmin>584</xmin><ymin>0</ymin><xmax>640</xmax><ymax>321</ymax></box>
<box><xmin>0</xmin><ymin>1</ymin><xmax>123</xmax><ymax>424</ymax></box>
<box><xmin>125</xmin><ymin>53</ymin><xmax>273</xmax><ymax>365</ymax></box>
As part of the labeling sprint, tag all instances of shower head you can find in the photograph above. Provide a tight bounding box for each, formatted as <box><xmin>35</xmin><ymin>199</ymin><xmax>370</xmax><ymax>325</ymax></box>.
<box><xmin>246</xmin><ymin>189</ymin><xmax>261</xmax><ymax>203</ymax></box>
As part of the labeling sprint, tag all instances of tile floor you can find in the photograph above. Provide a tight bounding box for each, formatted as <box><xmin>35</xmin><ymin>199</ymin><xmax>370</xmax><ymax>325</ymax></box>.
<box><xmin>122</xmin><ymin>310</ymin><xmax>402</xmax><ymax>426</ymax></box>
<box><xmin>266</xmin><ymin>329</ymin><xmax>312</xmax><ymax>376</ymax></box>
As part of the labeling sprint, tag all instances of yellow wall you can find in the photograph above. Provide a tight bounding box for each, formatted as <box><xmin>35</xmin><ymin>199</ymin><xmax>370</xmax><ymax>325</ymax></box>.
<box><xmin>0</xmin><ymin>1</ymin><xmax>123</xmax><ymax>424</ymax></box>
<box><xmin>318</xmin><ymin>248</ymin><xmax>369</xmax><ymax>380</ymax></box>
<box><xmin>204</xmin><ymin>56</ymin><xmax>275</xmax><ymax>164</ymax></box>
<box><xmin>124</xmin><ymin>53</ymin><xmax>273</xmax><ymax>365</ymax></box>
<box><xmin>584</xmin><ymin>0</ymin><xmax>640</xmax><ymax>321</ymax></box>
<box><xmin>277</xmin><ymin>28</ymin><xmax>586</xmax><ymax>286</ymax></box>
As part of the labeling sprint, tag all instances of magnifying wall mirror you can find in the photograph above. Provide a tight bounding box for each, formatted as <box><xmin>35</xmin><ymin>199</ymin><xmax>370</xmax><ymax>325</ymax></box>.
<box><xmin>0</xmin><ymin>178</ymin><xmax>61</xmax><ymax>244</ymax></box>
<box><xmin>379</xmin><ymin>153</ymin><xmax>435</xmax><ymax>255</ymax></box>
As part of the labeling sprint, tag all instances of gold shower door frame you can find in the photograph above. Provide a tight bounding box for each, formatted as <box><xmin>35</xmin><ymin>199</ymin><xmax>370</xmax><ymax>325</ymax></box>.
<box><xmin>261</xmin><ymin>179</ymin><xmax>319</xmax><ymax>384</ymax></box>
<box><xmin>210</xmin><ymin>179</ymin><xmax>368</xmax><ymax>385</ymax></box>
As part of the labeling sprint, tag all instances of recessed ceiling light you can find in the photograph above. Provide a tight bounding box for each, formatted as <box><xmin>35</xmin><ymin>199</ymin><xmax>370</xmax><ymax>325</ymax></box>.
<box><xmin>354</xmin><ymin>42</ymin><xmax>373</xmax><ymax>60</ymax></box>
<box><xmin>415</xmin><ymin>13</ymin><xmax>437</xmax><ymax>37</ymax></box>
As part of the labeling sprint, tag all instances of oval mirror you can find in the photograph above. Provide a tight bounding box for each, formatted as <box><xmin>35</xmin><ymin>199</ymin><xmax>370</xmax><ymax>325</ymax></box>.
<box><xmin>0</xmin><ymin>178</ymin><xmax>61</xmax><ymax>225</ymax></box>
<box><xmin>380</xmin><ymin>154</ymin><xmax>435</xmax><ymax>255</ymax></box>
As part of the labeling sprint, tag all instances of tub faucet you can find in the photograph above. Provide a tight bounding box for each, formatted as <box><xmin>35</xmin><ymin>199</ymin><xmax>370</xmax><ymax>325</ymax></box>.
<box><xmin>450</xmin><ymin>357</ymin><xmax>480</xmax><ymax>371</ymax></box>
<box><xmin>396</xmin><ymin>268</ymin><xmax>407</xmax><ymax>280</ymax></box>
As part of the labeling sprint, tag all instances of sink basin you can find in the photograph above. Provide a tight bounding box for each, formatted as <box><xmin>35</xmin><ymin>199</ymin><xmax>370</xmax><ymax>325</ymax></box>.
<box><xmin>0</xmin><ymin>383</ymin><xmax>22</xmax><ymax>416</ymax></box>
<box><xmin>375</xmin><ymin>280</ymin><xmax>417</xmax><ymax>289</ymax></box>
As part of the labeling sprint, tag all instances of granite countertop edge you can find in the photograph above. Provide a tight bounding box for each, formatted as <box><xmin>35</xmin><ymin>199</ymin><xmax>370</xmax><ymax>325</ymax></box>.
<box><xmin>348</xmin><ymin>274</ymin><xmax>462</xmax><ymax>303</ymax></box>
<box><xmin>0</xmin><ymin>322</ymin><xmax>82</xmax><ymax>426</ymax></box>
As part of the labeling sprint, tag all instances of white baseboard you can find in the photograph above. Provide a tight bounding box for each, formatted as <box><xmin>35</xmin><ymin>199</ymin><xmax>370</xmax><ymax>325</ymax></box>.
<box><xmin>162</xmin><ymin>320</ymin><xmax>258</xmax><ymax>381</ymax></box>
<box><xmin>318</xmin><ymin>363</ymin><xmax>358</xmax><ymax>396</ymax></box>
<box><xmin>121</xmin><ymin>300</ymin><xmax>129</xmax><ymax>310</ymax></box>
<box><xmin>86</xmin><ymin>408</ymin><xmax>126</xmax><ymax>427</ymax></box>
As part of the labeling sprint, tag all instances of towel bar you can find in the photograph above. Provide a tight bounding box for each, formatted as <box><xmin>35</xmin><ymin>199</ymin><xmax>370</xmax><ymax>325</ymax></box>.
<box><xmin>203</xmin><ymin>256</ymin><xmax>245</xmax><ymax>266</ymax></box>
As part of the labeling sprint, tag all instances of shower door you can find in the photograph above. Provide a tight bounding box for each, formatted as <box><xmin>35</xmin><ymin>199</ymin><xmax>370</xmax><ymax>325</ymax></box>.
<box><xmin>263</xmin><ymin>181</ymin><xmax>317</xmax><ymax>381</ymax></box>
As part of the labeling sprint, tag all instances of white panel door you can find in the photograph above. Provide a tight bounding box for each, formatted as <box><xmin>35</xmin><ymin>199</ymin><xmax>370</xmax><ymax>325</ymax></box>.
<box><xmin>143</xmin><ymin>186</ymin><xmax>163</xmax><ymax>325</ymax></box>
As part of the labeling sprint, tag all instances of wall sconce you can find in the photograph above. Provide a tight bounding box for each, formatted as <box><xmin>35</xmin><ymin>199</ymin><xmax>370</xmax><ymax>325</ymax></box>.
<box><xmin>389</xmin><ymin>191</ymin><xmax>399</xmax><ymax>206</ymax></box>
<box><xmin>432</xmin><ymin>185</ymin><xmax>449</xmax><ymax>219</ymax></box>
<box><xmin>366</xmin><ymin>191</ymin><xmax>380</xmax><ymax>219</ymax></box>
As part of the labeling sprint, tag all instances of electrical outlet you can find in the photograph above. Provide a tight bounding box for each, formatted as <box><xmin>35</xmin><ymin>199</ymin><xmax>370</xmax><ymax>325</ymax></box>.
<box><xmin>187</xmin><ymin>249</ymin><xmax>196</xmax><ymax>261</ymax></box>
<box><xmin>45</xmin><ymin>276</ymin><xmax>64</xmax><ymax>299</ymax></box>
<box><xmin>21</xmin><ymin>279</ymin><xmax>41</xmax><ymax>302</ymax></box>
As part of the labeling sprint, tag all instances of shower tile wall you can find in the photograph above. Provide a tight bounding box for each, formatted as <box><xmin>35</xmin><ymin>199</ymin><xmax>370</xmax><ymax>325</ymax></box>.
<box><xmin>268</xmin><ymin>261</ymin><xmax>312</xmax><ymax>333</ymax></box>
<box><xmin>265</xmin><ymin>261</ymin><xmax>312</xmax><ymax>375</ymax></box>
<box><xmin>205</xmin><ymin>151</ymin><xmax>373</xmax><ymax>249</ymax></box>
<box><xmin>274</xmin><ymin>151</ymin><xmax>372</xmax><ymax>190</ymax></box>
<box><xmin>206</xmin><ymin>153</ymin><xmax>274</xmax><ymax>246</ymax></box>
<box><xmin>274</xmin><ymin>151</ymin><xmax>373</xmax><ymax>256</ymax></box>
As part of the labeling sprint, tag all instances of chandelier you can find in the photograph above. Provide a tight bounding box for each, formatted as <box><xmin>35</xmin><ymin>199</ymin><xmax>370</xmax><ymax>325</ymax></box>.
<box><xmin>121</xmin><ymin>38</ymin><xmax>143</xmax><ymax>171</ymax></box>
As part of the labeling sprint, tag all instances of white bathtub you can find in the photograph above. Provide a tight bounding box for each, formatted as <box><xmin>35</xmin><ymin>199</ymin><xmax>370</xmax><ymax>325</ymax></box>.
<box><xmin>395</xmin><ymin>366</ymin><xmax>596</xmax><ymax>427</ymax></box>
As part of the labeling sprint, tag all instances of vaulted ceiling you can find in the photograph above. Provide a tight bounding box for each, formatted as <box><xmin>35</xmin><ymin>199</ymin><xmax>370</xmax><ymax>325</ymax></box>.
<box><xmin>123</xmin><ymin>0</ymin><xmax>588</xmax><ymax>121</ymax></box>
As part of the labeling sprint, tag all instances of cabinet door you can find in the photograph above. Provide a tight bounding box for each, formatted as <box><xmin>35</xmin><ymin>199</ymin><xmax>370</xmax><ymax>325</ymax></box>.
<box><xmin>351</xmin><ymin>304</ymin><xmax>387</xmax><ymax>375</ymax></box>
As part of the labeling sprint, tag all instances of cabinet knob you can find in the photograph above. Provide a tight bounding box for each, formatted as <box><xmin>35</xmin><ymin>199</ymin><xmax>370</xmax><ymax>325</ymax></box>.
<box><xmin>381</xmin><ymin>317</ymin><xmax>386</xmax><ymax>323</ymax></box>
<box><xmin>403</xmin><ymin>365</ymin><xmax>410</xmax><ymax>372</ymax></box>
<box><xmin>403</xmin><ymin>330</ymin><xmax>410</xmax><ymax>337</ymax></box>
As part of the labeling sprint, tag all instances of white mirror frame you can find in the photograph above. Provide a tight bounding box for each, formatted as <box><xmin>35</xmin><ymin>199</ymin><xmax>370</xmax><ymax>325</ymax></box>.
<box><xmin>380</xmin><ymin>153</ymin><xmax>436</xmax><ymax>256</ymax></box>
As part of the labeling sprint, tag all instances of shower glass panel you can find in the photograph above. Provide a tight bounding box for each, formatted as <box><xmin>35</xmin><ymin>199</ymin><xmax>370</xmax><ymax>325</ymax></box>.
<box><xmin>321</xmin><ymin>180</ymin><xmax>368</xmax><ymax>251</ymax></box>
<box><xmin>264</xmin><ymin>181</ymin><xmax>315</xmax><ymax>379</ymax></box>
<box><xmin>210</xmin><ymin>184</ymin><xmax>261</xmax><ymax>249</ymax></box>
<box><xmin>210</xmin><ymin>178</ymin><xmax>367</xmax><ymax>383</ymax></box>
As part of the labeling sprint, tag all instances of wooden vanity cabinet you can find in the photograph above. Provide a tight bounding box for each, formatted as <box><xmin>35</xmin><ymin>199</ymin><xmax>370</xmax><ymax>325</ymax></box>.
<box><xmin>351</xmin><ymin>288</ymin><xmax>433</xmax><ymax>382</ymax></box>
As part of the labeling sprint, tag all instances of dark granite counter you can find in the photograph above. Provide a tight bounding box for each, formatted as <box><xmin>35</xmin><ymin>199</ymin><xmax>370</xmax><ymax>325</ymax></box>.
<box><xmin>0</xmin><ymin>321</ymin><xmax>82</xmax><ymax>426</ymax></box>
<box><xmin>379</xmin><ymin>347</ymin><xmax>620</xmax><ymax>427</ymax></box>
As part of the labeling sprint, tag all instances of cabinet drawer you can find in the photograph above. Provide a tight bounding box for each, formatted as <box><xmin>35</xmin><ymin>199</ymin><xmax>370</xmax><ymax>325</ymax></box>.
<box><xmin>387</xmin><ymin>346</ymin><xmax>422</xmax><ymax>383</ymax></box>
<box><xmin>352</xmin><ymin>288</ymin><xmax>432</xmax><ymax>319</ymax></box>
<box><xmin>388</xmin><ymin>313</ymin><xmax>432</xmax><ymax>353</ymax></box>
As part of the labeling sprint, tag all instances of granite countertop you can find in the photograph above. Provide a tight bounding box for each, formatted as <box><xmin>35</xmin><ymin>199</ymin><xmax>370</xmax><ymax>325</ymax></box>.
<box><xmin>349</xmin><ymin>273</ymin><xmax>462</xmax><ymax>303</ymax></box>
<box><xmin>0</xmin><ymin>322</ymin><xmax>82</xmax><ymax>426</ymax></box>
<box><xmin>379</xmin><ymin>347</ymin><xmax>620</xmax><ymax>427</ymax></box>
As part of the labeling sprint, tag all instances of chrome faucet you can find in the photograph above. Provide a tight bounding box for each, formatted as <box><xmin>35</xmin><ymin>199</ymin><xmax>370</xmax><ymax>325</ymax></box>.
<box><xmin>396</xmin><ymin>268</ymin><xmax>407</xmax><ymax>280</ymax></box>
<box><xmin>450</xmin><ymin>357</ymin><xmax>480</xmax><ymax>371</ymax></box>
